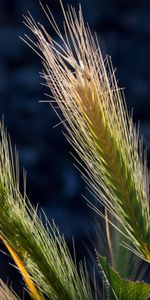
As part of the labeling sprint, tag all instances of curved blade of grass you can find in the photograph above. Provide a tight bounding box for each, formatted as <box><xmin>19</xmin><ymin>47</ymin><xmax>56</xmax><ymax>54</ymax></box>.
<box><xmin>99</xmin><ymin>255</ymin><xmax>150</xmax><ymax>300</ymax></box>
<box><xmin>0</xmin><ymin>121</ymin><xmax>93</xmax><ymax>300</ymax></box>
<box><xmin>0</xmin><ymin>234</ymin><xmax>41</xmax><ymax>300</ymax></box>
<box><xmin>22</xmin><ymin>2</ymin><xmax>150</xmax><ymax>261</ymax></box>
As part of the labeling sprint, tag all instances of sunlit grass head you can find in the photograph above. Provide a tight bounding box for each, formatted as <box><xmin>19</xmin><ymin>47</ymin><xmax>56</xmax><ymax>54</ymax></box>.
<box><xmin>23</xmin><ymin>1</ymin><xmax>150</xmax><ymax>262</ymax></box>
<box><xmin>0</xmin><ymin>120</ymin><xmax>94</xmax><ymax>299</ymax></box>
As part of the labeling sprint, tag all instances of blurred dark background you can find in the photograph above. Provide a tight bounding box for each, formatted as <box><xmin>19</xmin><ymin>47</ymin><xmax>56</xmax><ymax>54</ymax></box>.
<box><xmin>0</xmin><ymin>0</ymin><xmax>150</xmax><ymax>297</ymax></box>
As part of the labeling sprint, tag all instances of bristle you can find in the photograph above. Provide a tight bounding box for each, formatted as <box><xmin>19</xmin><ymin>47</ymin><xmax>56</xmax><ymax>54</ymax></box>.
<box><xmin>0</xmin><ymin>280</ymin><xmax>19</xmax><ymax>300</ymax></box>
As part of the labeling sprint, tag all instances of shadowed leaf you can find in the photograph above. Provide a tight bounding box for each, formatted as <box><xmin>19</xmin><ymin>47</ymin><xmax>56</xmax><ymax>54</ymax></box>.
<box><xmin>99</xmin><ymin>255</ymin><xmax>150</xmax><ymax>300</ymax></box>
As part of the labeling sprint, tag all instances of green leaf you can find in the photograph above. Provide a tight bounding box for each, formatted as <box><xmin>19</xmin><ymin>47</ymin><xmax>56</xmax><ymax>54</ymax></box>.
<box><xmin>99</xmin><ymin>256</ymin><xmax>150</xmax><ymax>300</ymax></box>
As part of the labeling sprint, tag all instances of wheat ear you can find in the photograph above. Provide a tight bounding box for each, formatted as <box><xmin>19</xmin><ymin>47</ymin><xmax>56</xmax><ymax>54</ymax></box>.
<box><xmin>0</xmin><ymin>120</ymin><xmax>93</xmax><ymax>300</ymax></box>
<box><xmin>23</xmin><ymin>2</ymin><xmax>150</xmax><ymax>262</ymax></box>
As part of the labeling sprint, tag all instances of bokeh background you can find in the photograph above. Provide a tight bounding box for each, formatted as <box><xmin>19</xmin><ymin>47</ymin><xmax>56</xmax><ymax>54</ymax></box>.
<box><xmin>0</xmin><ymin>0</ymin><xmax>150</xmax><ymax>297</ymax></box>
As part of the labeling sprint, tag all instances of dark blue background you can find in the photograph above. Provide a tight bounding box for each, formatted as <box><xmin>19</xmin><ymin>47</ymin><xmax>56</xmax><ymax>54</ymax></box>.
<box><xmin>0</xmin><ymin>0</ymin><xmax>150</xmax><ymax>297</ymax></box>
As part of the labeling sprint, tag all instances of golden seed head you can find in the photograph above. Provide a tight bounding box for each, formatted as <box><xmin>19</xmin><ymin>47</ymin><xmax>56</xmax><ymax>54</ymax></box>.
<box><xmin>23</xmin><ymin>2</ymin><xmax>150</xmax><ymax>262</ymax></box>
